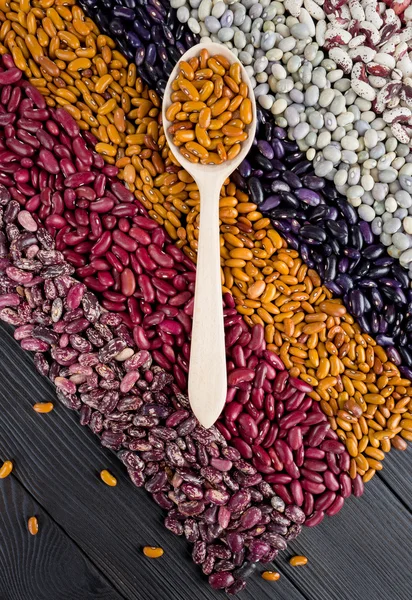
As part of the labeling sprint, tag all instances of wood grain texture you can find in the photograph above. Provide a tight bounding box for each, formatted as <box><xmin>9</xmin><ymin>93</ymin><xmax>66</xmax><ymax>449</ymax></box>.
<box><xmin>0</xmin><ymin>475</ymin><xmax>124</xmax><ymax>600</ymax></box>
<box><xmin>0</xmin><ymin>324</ymin><xmax>306</xmax><ymax>600</ymax></box>
<box><xmin>281</xmin><ymin>480</ymin><xmax>412</xmax><ymax>600</ymax></box>
<box><xmin>0</xmin><ymin>321</ymin><xmax>411</xmax><ymax>600</ymax></box>
<box><xmin>377</xmin><ymin>444</ymin><xmax>412</xmax><ymax>509</ymax></box>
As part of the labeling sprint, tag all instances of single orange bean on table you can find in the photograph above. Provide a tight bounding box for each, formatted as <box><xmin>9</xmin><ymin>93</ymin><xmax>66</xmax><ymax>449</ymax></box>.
<box><xmin>289</xmin><ymin>556</ymin><xmax>308</xmax><ymax>567</ymax></box>
<box><xmin>261</xmin><ymin>571</ymin><xmax>280</xmax><ymax>581</ymax></box>
<box><xmin>33</xmin><ymin>402</ymin><xmax>54</xmax><ymax>413</ymax></box>
<box><xmin>100</xmin><ymin>470</ymin><xmax>117</xmax><ymax>487</ymax></box>
<box><xmin>28</xmin><ymin>516</ymin><xmax>39</xmax><ymax>536</ymax></box>
<box><xmin>0</xmin><ymin>460</ymin><xmax>13</xmax><ymax>479</ymax></box>
<box><xmin>143</xmin><ymin>546</ymin><xmax>164</xmax><ymax>559</ymax></box>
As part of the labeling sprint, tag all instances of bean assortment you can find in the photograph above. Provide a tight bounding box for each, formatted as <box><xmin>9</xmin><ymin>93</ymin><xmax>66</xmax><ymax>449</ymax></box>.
<box><xmin>6</xmin><ymin>60</ymin><xmax>408</xmax><ymax>479</ymax></box>
<box><xmin>0</xmin><ymin>0</ymin><xmax>409</xmax><ymax>479</ymax></box>
<box><xmin>1</xmin><ymin>182</ymin><xmax>314</xmax><ymax>593</ymax></box>
<box><xmin>0</xmin><ymin>0</ymin><xmax>411</xmax><ymax>590</ymax></box>
<box><xmin>2</xmin><ymin>58</ymin><xmax>393</xmax><ymax>591</ymax></box>
<box><xmin>166</xmin><ymin>49</ymin><xmax>252</xmax><ymax>165</ymax></box>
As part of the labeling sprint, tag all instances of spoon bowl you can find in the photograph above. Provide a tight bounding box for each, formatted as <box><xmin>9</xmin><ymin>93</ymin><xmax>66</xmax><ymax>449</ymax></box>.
<box><xmin>163</xmin><ymin>42</ymin><xmax>257</xmax><ymax>429</ymax></box>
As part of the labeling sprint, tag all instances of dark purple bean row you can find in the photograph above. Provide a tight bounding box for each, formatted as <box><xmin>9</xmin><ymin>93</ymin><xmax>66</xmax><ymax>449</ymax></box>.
<box><xmin>79</xmin><ymin>0</ymin><xmax>198</xmax><ymax>95</ymax></box>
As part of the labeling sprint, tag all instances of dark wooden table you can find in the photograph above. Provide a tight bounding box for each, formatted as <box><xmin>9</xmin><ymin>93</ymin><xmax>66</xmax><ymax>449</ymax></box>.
<box><xmin>0</xmin><ymin>322</ymin><xmax>411</xmax><ymax>600</ymax></box>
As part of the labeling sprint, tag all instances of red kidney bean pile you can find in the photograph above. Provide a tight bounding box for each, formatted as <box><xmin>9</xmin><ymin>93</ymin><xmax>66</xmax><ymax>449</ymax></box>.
<box><xmin>0</xmin><ymin>57</ymin><xmax>364</xmax><ymax>591</ymax></box>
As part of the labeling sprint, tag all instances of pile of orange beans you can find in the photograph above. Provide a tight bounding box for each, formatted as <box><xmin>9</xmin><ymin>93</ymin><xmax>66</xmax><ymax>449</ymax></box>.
<box><xmin>166</xmin><ymin>49</ymin><xmax>252</xmax><ymax>165</ymax></box>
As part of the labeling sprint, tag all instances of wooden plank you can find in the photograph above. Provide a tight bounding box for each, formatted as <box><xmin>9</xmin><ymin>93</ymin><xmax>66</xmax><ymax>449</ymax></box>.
<box><xmin>0</xmin><ymin>323</ymin><xmax>305</xmax><ymax>600</ymax></box>
<box><xmin>0</xmin><ymin>474</ymin><xmax>125</xmax><ymax>600</ymax></box>
<box><xmin>285</xmin><ymin>477</ymin><xmax>412</xmax><ymax>600</ymax></box>
<box><xmin>377</xmin><ymin>445</ymin><xmax>412</xmax><ymax>509</ymax></box>
<box><xmin>1</xmin><ymin>322</ymin><xmax>411</xmax><ymax>600</ymax></box>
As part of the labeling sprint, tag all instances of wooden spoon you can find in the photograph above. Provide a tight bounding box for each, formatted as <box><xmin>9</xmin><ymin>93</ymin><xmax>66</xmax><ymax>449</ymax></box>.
<box><xmin>163</xmin><ymin>42</ymin><xmax>257</xmax><ymax>429</ymax></box>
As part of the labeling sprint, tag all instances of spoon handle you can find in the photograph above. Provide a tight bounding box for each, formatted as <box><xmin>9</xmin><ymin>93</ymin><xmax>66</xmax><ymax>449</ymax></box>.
<box><xmin>188</xmin><ymin>180</ymin><xmax>227</xmax><ymax>429</ymax></box>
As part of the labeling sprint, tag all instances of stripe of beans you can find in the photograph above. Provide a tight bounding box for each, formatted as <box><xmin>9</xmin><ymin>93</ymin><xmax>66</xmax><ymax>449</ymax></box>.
<box><xmin>78</xmin><ymin>0</ymin><xmax>198</xmax><ymax>95</ymax></box>
<box><xmin>1</xmin><ymin>179</ymin><xmax>360</xmax><ymax>594</ymax></box>
<box><xmin>0</xmin><ymin>50</ymin><xmax>410</xmax><ymax>477</ymax></box>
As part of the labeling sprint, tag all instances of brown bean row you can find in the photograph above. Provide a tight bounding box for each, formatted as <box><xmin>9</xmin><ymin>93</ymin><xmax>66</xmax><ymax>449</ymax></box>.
<box><xmin>4</xmin><ymin>0</ymin><xmax>410</xmax><ymax>479</ymax></box>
